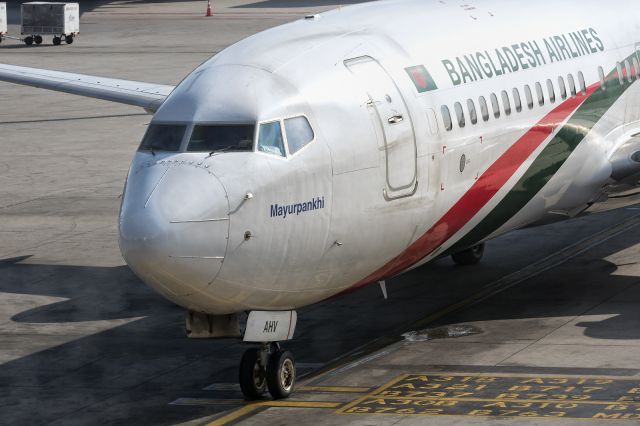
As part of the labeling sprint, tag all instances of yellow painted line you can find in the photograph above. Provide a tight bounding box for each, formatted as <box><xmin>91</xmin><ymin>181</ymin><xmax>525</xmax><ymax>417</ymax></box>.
<box><xmin>299</xmin><ymin>386</ymin><xmax>371</xmax><ymax>393</ymax></box>
<box><xmin>205</xmin><ymin>400</ymin><xmax>343</xmax><ymax>426</ymax></box>
<box><xmin>393</xmin><ymin>371</ymin><xmax>640</xmax><ymax>382</ymax></box>
<box><xmin>171</xmin><ymin>398</ymin><xmax>242</xmax><ymax>406</ymax></box>
<box><xmin>351</xmin><ymin>395</ymin><xmax>640</xmax><ymax>407</ymax></box>
<box><xmin>207</xmin><ymin>404</ymin><xmax>259</xmax><ymax>426</ymax></box>
<box><xmin>260</xmin><ymin>401</ymin><xmax>341</xmax><ymax>408</ymax></box>
<box><xmin>207</xmin><ymin>217</ymin><xmax>640</xmax><ymax>425</ymax></box>
<box><xmin>336</xmin><ymin>374</ymin><xmax>410</xmax><ymax>414</ymax></box>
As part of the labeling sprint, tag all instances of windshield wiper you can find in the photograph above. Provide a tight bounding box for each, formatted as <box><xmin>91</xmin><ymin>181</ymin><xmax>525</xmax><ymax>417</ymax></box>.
<box><xmin>207</xmin><ymin>146</ymin><xmax>233</xmax><ymax>158</ymax></box>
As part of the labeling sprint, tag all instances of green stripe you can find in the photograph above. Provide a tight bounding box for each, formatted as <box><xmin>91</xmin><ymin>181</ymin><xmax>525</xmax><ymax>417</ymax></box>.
<box><xmin>448</xmin><ymin>60</ymin><xmax>634</xmax><ymax>254</ymax></box>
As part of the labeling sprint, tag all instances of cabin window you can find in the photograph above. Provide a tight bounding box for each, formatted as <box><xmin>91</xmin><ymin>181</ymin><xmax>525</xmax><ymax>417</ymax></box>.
<box><xmin>139</xmin><ymin>124</ymin><xmax>187</xmax><ymax>152</ymax></box>
<box><xmin>257</xmin><ymin>121</ymin><xmax>286</xmax><ymax>156</ymax></box>
<box><xmin>625</xmin><ymin>60</ymin><xmax>634</xmax><ymax>83</ymax></box>
<box><xmin>558</xmin><ymin>76</ymin><xmax>567</xmax><ymax>99</ymax></box>
<box><xmin>454</xmin><ymin>102</ymin><xmax>465</xmax><ymax>128</ymax></box>
<box><xmin>635</xmin><ymin>57</ymin><xmax>640</xmax><ymax>78</ymax></box>
<box><xmin>187</xmin><ymin>124</ymin><xmax>255</xmax><ymax>153</ymax></box>
<box><xmin>441</xmin><ymin>105</ymin><xmax>453</xmax><ymax>131</ymax></box>
<box><xmin>535</xmin><ymin>82</ymin><xmax>544</xmax><ymax>106</ymax></box>
<box><xmin>577</xmin><ymin>71</ymin><xmax>587</xmax><ymax>95</ymax></box>
<box><xmin>284</xmin><ymin>116</ymin><xmax>314</xmax><ymax>154</ymax></box>
<box><xmin>479</xmin><ymin>96</ymin><xmax>490</xmax><ymax>122</ymax></box>
<box><xmin>598</xmin><ymin>66</ymin><xmax>606</xmax><ymax>90</ymax></box>
<box><xmin>567</xmin><ymin>73</ymin><xmax>577</xmax><ymax>96</ymax></box>
<box><xmin>616</xmin><ymin>63</ymin><xmax>624</xmax><ymax>85</ymax></box>
<box><xmin>546</xmin><ymin>79</ymin><xmax>556</xmax><ymax>103</ymax></box>
<box><xmin>490</xmin><ymin>93</ymin><xmax>500</xmax><ymax>118</ymax></box>
<box><xmin>501</xmin><ymin>91</ymin><xmax>511</xmax><ymax>116</ymax></box>
<box><xmin>467</xmin><ymin>99</ymin><xmax>478</xmax><ymax>125</ymax></box>
<box><xmin>512</xmin><ymin>88</ymin><xmax>522</xmax><ymax>113</ymax></box>
<box><xmin>524</xmin><ymin>85</ymin><xmax>534</xmax><ymax>109</ymax></box>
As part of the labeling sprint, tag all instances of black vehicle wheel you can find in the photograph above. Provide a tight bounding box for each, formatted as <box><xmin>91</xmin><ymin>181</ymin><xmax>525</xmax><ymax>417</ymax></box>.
<box><xmin>65</xmin><ymin>35</ymin><xmax>74</xmax><ymax>44</ymax></box>
<box><xmin>24</xmin><ymin>36</ymin><xmax>34</xmax><ymax>46</ymax></box>
<box><xmin>266</xmin><ymin>349</ymin><xmax>295</xmax><ymax>399</ymax></box>
<box><xmin>52</xmin><ymin>36</ymin><xmax>61</xmax><ymax>46</ymax></box>
<box><xmin>34</xmin><ymin>35</ymin><xmax>43</xmax><ymax>45</ymax></box>
<box><xmin>239</xmin><ymin>348</ymin><xmax>267</xmax><ymax>400</ymax></box>
<box><xmin>451</xmin><ymin>243</ymin><xmax>485</xmax><ymax>266</ymax></box>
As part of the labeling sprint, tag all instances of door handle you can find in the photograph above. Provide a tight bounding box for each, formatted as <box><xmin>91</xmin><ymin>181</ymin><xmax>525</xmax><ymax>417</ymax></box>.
<box><xmin>388</xmin><ymin>115</ymin><xmax>404</xmax><ymax>124</ymax></box>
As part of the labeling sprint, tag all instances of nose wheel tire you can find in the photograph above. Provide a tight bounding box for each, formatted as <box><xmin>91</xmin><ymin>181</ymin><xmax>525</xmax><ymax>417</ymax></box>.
<box><xmin>24</xmin><ymin>36</ymin><xmax>34</xmax><ymax>46</ymax></box>
<box><xmin>34</xmin><ymin>35</ymin><xmax>43</xmax><ymax>45</ymax></box>
<box><xmin>266</xmin><ymin>349</ymin><xmax>296</xmax><ymax>399</ymax></box>
<box><xmin>65</xmin><ymin>35</ymin><xmax>74</xmax><ymax>44</ymax></box>
<box><xmin>451</xmin><ymin>243</ymin><xmax>485</xmax><ymax>266</ymax></box>
<box><xmin>53</xmin><ymin>36</ymin><xmax>61</xmax><ymax>46</ymax></box>
<box><xmin>239</xmin><ymin>345</ymin><xmax>296</xmax><ymax>400</ymax></box>
<box><xmin>239</xmin><ymin>348</ymin><xmax>267</xmax><ymax>399</ymax></box>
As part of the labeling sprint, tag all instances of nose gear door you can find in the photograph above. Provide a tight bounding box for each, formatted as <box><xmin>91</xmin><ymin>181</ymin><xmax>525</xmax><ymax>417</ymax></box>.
<box><xmin>345</xmin><ymin>56</ymin><xmax>418</xmax><ymax>200</ymax></box>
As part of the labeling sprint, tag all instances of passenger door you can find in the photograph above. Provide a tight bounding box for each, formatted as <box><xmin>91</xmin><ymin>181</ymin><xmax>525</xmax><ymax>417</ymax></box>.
<box><xmin>345</xmin><ymin>56</ymin><xmax>418</xmax><ymax>200</ymax></box>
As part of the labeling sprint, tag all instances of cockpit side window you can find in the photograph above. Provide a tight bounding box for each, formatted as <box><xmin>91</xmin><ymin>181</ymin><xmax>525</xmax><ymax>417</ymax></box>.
<box><xmin>187</xmin><ymin>124</ymin><xmax>254</xmax><ymax>152</ymax></box>
<box><xmin>284</xmin><ymin>116</ymin><xmax>314</xmax><ymax>154</ymax></box>
<box><xmin>138</xmin><ymin>124</ymin><xmax>186</xmax><ymax>152</ymax></box>
<box><xmin>258</xmin><ymin>121</ymin><xmax>286</xmax><ymax>157</ymax></box>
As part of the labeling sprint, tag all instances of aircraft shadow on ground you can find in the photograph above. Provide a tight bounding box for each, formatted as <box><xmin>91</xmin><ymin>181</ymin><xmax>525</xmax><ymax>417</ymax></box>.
<box><xmin>0</xmin><ymin>229</ymin><xmax>638</xmax><ymax>424</ymax></box>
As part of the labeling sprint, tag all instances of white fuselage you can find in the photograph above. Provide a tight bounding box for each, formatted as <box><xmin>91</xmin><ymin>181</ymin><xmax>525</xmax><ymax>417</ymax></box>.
<box><xmin>118</xmin><ymin>0</ymin><xmax>640</xmax><ymax>314</ymax></box>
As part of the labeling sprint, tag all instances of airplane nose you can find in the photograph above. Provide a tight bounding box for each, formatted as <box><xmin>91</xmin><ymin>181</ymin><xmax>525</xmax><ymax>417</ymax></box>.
<box><xmin>119</xmin><ymin>160</ymin><xmax>230</xmax><ymax>305</ymax></box>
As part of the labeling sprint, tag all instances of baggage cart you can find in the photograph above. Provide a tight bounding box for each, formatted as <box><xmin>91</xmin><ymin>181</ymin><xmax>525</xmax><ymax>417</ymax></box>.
<box><xmin>0</xmin><ymin>3</ymin><xmax>6</xmax><ymax>44</ymax></box>
<box><xmin>21</xmin><ymin>2</ymin><xmax>79</xmax><ymax>46</ymax></box>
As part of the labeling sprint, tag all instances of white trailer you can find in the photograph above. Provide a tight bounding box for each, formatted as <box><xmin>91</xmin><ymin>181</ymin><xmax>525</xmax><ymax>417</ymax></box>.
<box><xmin>21</xmin><ymin>2</ymin><xmax>79</xmax><ymax>46</ymax></box>
<box><xmin>0</xmin><ymin>3</ymin><xmax>7</xmax><ymax>44</ymax></box>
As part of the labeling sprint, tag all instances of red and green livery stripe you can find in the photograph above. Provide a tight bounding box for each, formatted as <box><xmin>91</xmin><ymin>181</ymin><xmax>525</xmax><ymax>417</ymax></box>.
<box><xmin>405</xmin><ymin>65</ymin><xmax>438</xmax><ymax>93</ymax></box>
<box><xmin>446</xmin><ymin>58</ymin><xmax>635</xmax><ymax>255</ymax></box>
<box><xmin>355</xmin><ymin>56</ymin><xmax>636</xmax><ymax>288</ymax></box>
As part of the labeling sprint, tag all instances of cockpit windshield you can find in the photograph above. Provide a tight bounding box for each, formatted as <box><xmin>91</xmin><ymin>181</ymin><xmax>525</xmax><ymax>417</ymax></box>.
<box><xmin>138</xmin><ymin>124</ymin><xmax>186</xmax><ymax>152</ymax></box>
<box><xmin>187</xmin><ymin>124</ymin><xmax>255</xmax><ymax>153</ymax></box>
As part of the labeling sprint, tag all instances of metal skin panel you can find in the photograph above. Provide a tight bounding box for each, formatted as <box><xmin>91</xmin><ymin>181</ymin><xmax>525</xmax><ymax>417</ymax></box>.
<box><xmin>345</xmin><ymin>56</ymin><xmax>418</xmax><ymax>194</ymax></box>
<box><xmin>243</xmin><ymin>310</ymin><xmax>297</xmax><ymax>342</ymax></box>
<box><xmin>4</xmin><ymin>0</ymin><xmax>640</xmax><ymax>316</ymax></box>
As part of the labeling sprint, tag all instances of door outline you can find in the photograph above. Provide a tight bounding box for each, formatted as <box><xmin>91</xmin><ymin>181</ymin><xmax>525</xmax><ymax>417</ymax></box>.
<box><xmin>345</xmin><ymin>56</ymin><xmax>418</xmax><ymax>200</ymax></box>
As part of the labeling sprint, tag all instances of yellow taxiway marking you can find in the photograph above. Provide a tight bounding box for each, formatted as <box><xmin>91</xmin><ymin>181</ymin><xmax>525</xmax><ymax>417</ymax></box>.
<box><xmin>204</xmin><ymin>216</ymin><xmax>640</xmax><ymax>425</ymax></box>
<box><xmin>207</xmin><ymin>405</ymin><xmax>259</xmax><ymax>426</ymax></box>
<box><xmin>345</xmin><ymin>395</ymin><xmax>640</xmax><ymax>407</ymax></box>
<box><xmin>206</xmin><ymin>401</ymin><xmax>342</xmax><ymax>426</ymax></box>
<box><xmin>299</xmin><ymin>385</ymin><xmax>371</xmax><ymax>393</ymax></box>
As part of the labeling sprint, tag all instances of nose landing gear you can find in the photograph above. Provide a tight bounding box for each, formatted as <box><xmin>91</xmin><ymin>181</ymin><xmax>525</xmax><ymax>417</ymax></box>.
<box><xmin>239</xmin><ymin>342</ymin><xmax>296</xmax><ymax>400</ymax></box>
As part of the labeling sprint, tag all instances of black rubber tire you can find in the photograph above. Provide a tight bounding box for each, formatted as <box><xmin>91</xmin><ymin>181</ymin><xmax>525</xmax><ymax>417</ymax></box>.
<box><xmin>24</xmin><ymin>36</ymin><xmax>34</xmax><ymax>46</ymax></box>
<box><xmin>34</xmin><ymin>35</ymin><xmax>43</xmax><ymax>45</ymax></box>
<box><xmin>266</xmin><ymin>349</ymin><xmax>296</xmax><ymax>399</ymax></box>
<box><xmin>52</xmin><ymin>36</ymin><xmax>61</xmax><ymax>46</ymax></box>
<box><xmin>65</xmin><ymin>35</ymin><xmax>74</xmax><ymax>45</ymax></box>
<box><xmin>451</xmin><ymin>243</ymin><xmax>485</xmax><ymax>266</ymax></box>
<box><xmin>239</xmin><ymin>348</ymin><xmax>267</xmax><ymax>400</ymax></box>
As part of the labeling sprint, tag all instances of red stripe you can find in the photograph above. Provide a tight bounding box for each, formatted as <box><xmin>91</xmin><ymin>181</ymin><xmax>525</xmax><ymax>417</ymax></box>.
<box><xmin>352</xmin><ymin>84</ymin><xmax>599</xmax><ymax>290</ymax></box>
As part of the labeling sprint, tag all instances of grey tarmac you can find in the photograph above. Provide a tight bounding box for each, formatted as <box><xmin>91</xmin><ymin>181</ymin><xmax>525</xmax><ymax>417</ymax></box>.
<box><xmin>1</xmin><ymin>1</ymin><xmax>639</xmax><ymax>425</ymax></box>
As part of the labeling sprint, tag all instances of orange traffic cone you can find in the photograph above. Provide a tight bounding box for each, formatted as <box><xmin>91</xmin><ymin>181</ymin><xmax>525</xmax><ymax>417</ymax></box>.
<box><xmin>206</xmin><ymin>0</ymin><xmax>213</xmax><ymax>16</ymax></box>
